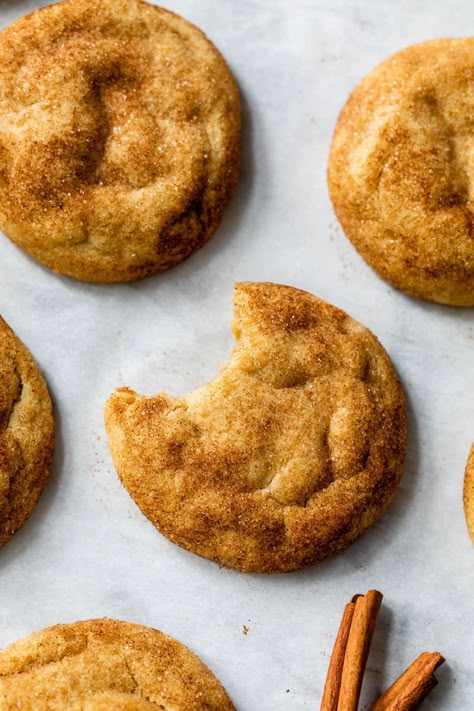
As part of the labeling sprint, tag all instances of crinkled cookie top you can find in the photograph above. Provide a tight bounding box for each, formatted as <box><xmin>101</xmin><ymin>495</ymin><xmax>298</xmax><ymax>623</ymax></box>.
<box><xmin>328</xmin><ymin>39</ymin><xmax>474</xmax><ymax>305</ymax></box>
<box><xmin>0</xmin><ymin>618</ymin><xmax>235</xmax><ymax>710</ymax></box>
<box><xmin>105</xmin><ymin>283</ymin><xmax>406</xmax><ymax>573</ymax></box>
<box><xmin>0</xmin><ymin>0</ymin><xmax>240</xmax><ymax>281</ymax></box>
<box><xmin>0</xmin><ymin>316</ymin><xmax>53</xmax><ymax>548</ymax></box>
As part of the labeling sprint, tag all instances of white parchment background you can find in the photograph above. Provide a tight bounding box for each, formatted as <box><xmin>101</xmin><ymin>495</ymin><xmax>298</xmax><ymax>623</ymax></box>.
<box><xmin>0</xmin><ymin>0</ymin><xmax>473</xmax><ymax>708</ymax></box>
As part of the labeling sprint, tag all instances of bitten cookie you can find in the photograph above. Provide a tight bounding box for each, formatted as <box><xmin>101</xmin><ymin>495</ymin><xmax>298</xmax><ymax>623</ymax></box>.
<box><xmin>0</xmin><ymin>618</ymin><xmax>235</xmax><ymax>710</ymax></box>
<box><xmin>464</xmin><ymin>444</ymin><xmax>474</xmax><ymax>543</ymax></box>
<box><xmin>105</xmin><ymin>283</ymin><xmax>407</xmax><ymax>573</ymax></box>
<box><xmin>0</xmin><ymin>0</ymin><xmax>240</xmax><ymax>282</ymax></box>
<box><xmin>328</xmin><ymin>39</ymin><xmax>474</xmax><ymax>306</ymax></box>
<box><xmin>0</xmin><ymin>317</ymin><xmax>54</xmax><ymax>548</ymax></box>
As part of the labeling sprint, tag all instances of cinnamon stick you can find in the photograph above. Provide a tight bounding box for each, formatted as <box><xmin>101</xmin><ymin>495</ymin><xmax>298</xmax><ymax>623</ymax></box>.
<box><xmin>370</xmin><ymin>651</ymin><xmax>445</xmax><ymax>711</ymax></box>
<box><xmin>336</xmin><ymin>589</ymin><xmax>383</xmax><ymax>711</ymax></box>
<box><xmin>320</xmin><ymin>598</ymin><xmax>358</xmax><ymax>711</ymax></box>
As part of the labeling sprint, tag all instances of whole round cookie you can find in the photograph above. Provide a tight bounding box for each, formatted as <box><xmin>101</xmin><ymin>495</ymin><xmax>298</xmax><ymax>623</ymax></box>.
<box><xmin>464</xmin><ymin>444</ymin><xmax>474</xmax><ymax>543</ymax></box>
<box><xmin>0</xmin><ymin>618</ymin><xmax>235</xmax><ymax>710</ymax></box>
<box><xmin>0</xmin><ymin>317</ymin><xmax>54</xmax><ymax>548</ymax></box>
<box><xmin>105</xmin><ymin>282</ymin><xmax>407</xmax><ymax>573</ymax></box>
<box><xmin>0</xmin><ymin>0</ymin><xmax>240</xmax><ymax>282</ymax></box>
<box><xmin>328</xmin><ymin>39</ymin><xmax>474</xmax><ymax>306</ymax></box>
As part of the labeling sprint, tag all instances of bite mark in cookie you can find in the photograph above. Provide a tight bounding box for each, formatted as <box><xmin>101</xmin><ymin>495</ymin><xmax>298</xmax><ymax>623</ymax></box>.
<box><xmin>105</xmin><ymin>283</ymin><xmax>407</xmax><ymax>573</ymax></box>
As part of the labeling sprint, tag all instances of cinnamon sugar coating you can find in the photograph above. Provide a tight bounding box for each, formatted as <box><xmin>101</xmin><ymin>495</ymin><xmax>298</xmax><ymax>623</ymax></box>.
<box><xmin>464</xmin><ymin>444</ymin><xmax>474</xmax><ymax>543</ymax></box>
<box><xmin>105</xmin><ymin>283</ymin><xmax>407</xmax><ymax>573</ymax></box>
<box><xmin>0</xmin><ymin>317</ymin><xmax>54</xmax><ymax>548</ymax></box>
<box><xmin>0</xmin><ymin>618</ymin><xmax>235</xmax><ymax>710</ymax></box>
<box><xmin>328</xmin><ymin>39</ymin><xmax>474</xmax><ymax>305</ymax></box>
<box><xmin>0</xmin><ymin>0</ymin><xmax>240</xmax><ymax>282</ymax></box>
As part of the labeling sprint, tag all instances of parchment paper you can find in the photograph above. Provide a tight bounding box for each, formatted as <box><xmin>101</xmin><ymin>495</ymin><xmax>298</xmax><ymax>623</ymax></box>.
<box><xmin>0</xmin><ymin>1</ymin><xmax>472</xmax><ymax>708</ymax></box>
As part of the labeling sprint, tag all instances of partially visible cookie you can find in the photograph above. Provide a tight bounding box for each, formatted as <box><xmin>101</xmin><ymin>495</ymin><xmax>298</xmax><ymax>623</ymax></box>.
<box><xmin>328</xmin><ymin>39</ymin><xmax>474</xmax><ymax>305</ymax></box>
<box><xmin>105</xmin><ymin>282</ymin><xmax>407</xmax><ymax>573</ymax></box>
<box><xmin>0</xmin><ymin>618</ymin><xmax>235</xmax><ymax>710</ymax></box>
<box><xmin>0</xmin><ymin>0</ymin><xmax>240</xmax><ymax>282</ymax></box>
<box><xmin>0</xmin><ymin>317</ymin><xmax>54</xmax><ymax>548</ymax></box>
<box><xmin>464</xmin><ymin>445</ymin><xmax>474</xmax><ymax>543</ymax></box>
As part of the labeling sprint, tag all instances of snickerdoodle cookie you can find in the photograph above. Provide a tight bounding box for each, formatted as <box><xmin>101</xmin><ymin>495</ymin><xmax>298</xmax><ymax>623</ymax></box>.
<box><xmin>0</xmin><ymin>618</ymin><xmax>235</xmax><ymax>710</ymax></box>
<box><xmin>0</xmin><ymin>0</ymin><xmax>240</xmax><ymax>282</ymax></box>
<box><xmin>464</xmin><ymin>444</ymin><xmax>474</xmax><ymax>543</ymax></box>
<box><xmin>105</xmin><ymin>283</ymin><xmax>406</xmax><ymax>573</ymax></box>
<box><xmin>0</xmin><ymin>317</ymin><xmax>54</xmax><ymax>548</ymax></box>
<box><xmin>328</xmin><ymin>39</ymin><xmax>474</xmax><ymax>306</ymax></box>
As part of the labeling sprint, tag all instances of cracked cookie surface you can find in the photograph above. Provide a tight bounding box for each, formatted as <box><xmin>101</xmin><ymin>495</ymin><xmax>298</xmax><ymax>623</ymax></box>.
<box><xmin>0</xmin><ymin>317</ymin><xmax>54</xmax><ymax>548</ymax></box>
<box><xmin>0</xmin><ymin>0</ymin><xmax>240</xmax><ymax>282</ymax></box>
<box><xmin>328</xmin><ymin>39</ymin><xmax>474</xmax><ymax>305</ymax></box>
<box><xmin>105</xmin><ymin>282</ymin><xmax>406</xmax><ymax>573</ymax></box>
<box><xmin>0</xmin><ymin>618</ymin><xmax>234</xmax><ymax>710</ymax></box>
<box><xmin>464</xmin><ymin>444</ymin><xmax>474</xmax><ymax>543</ymax></box>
